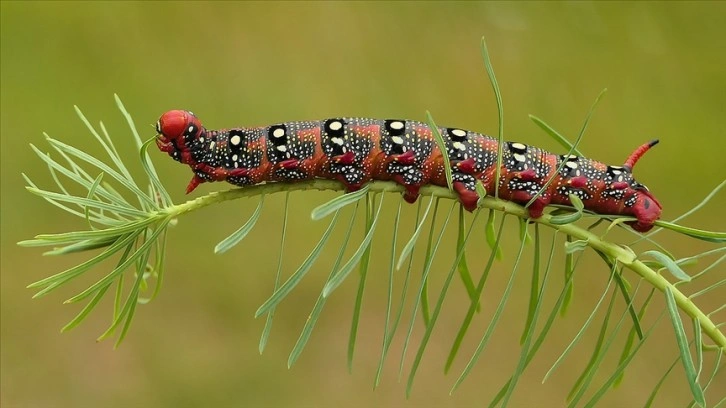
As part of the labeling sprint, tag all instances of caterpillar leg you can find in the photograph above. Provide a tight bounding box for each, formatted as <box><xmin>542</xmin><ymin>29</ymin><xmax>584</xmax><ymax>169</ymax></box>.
<box><xmin>452</xmin><ymin>173</ymin><xmax>479</xmax><ymax>212</ymax></box>
<box><xmin>506</xmin><ymin>170</ymin><xmax>551</xmax><ymax>219</ymax></box>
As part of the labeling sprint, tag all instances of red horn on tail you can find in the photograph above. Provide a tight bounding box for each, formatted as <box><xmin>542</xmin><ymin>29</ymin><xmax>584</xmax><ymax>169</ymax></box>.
<box><xmin>624</xmin><ymin>139</ymin><xmax>659</xmax><ymax>171</ymax></box>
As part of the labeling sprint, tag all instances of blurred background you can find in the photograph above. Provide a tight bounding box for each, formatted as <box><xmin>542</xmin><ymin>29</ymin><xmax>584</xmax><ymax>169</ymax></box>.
<box><xmin>2</xmin><ymin>2</ymin><xmax>724</xmax><ymax>407</ymax></box>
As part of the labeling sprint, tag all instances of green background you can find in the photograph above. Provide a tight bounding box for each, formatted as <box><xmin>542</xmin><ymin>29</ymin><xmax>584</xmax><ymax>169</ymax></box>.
<box><xmin>2</xmin><ymin>2</ymin><xmax>724</xmax><ymax>406</ymax></box>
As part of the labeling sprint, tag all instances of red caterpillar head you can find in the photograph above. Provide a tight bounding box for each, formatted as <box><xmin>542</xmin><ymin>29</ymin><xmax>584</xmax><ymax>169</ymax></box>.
<box><xmin>155</xmin><ymin>110</ymin><xmax>203</xmax><ymax>164</ymax></box>
<box><xmin>623</xmin><ymin>140</ymin><xmax>662</xmax><ymax>232</ymax></box>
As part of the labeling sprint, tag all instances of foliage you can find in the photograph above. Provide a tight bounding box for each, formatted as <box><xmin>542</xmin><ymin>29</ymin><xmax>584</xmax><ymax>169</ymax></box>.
<box><xmin>19</xmin><ymin>41</ymin><xmax>725</xmax><ymax>406</ymax></box>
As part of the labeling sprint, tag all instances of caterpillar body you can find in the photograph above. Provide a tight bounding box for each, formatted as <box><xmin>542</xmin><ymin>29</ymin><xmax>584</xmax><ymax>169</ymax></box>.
<box><xmin>156</xmin><ymin>110</ymin><xmax>662</xmax><ymax>232</ymax></box>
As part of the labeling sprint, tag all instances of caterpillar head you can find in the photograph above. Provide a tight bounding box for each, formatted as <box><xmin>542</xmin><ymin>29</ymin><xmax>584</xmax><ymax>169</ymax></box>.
<box><xmin>156</xmin><ymin>110</ymin><xmax>203</xmax><ymax>164</ymax></box>
<box><xmin>622</xmin><ymin>140</ymin><xmax>662</xmax><ymax>232</ymax></box>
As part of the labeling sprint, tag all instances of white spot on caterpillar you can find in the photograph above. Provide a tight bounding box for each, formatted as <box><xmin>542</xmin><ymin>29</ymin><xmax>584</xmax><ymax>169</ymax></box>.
<box><xmin>389</xmin><ymin>121</ymin><xmax>405</xmax><ymax>130</ymax></box>
<box><xmin>392</xmin><ymin>136</ymin><xmax>404</xmax><ymax>145</ymax></box>
<box><xmin>565</xmin><ymin>161</ymin><xmax>578</xmax><ymax>169</ymax></box>
<box><xmin>276</xmin><ymin>145</ymin><xmax>287</xmax><ymax>152</ymax></box>
<box><xmin>232</xmin><ymin>154</ymin><xmax>238</xmax><ymax>161</ymax></box>
<box><xmin>209</xmin><ymin>141</ymin><xmax>216</xmax><ymax>150</ymax></box>
<box><xmin>188</xmin><ymin>126</ymin><xmax>194</xmax><ymax>133</ymax></box>
<box><xmin>272</xmin><ymin>128</ymin><xmax>286</xmax><ymax>138</ymax></box>
<box><xmin>513</xmin><ymin>153</ymin><xmax>526</xmax><ymax>162</ymax></box>
<box><xmin>511</xmin><ymin>142</ymin><xmax>527</xmax><ymax>151</ymax></box>
<box><xmin>199</xmin><ymin>137</ymin><xmax>205</xmax><ymax>143</ymax></box>
<box><xmin>617</xmin><ymin>175</ymin><xmax>624</xmax><ymax>182</ymax></box>
<box><xmin>329</xmin><ymin>121</ymin><xmax>343</xmax><ymax>131</ymax></box>
<box><xmin>453</xmin><ymin>141</ymin><xmax>466</xmax><ymax>151</ymax></box>
<box><xmin>230</xmin><ymin>135</ymin><xmax>241</xmax><ymax>146</ymax></box>
<box><xmin>331</xmin><ymin>137</ymin><xmax>344</xmax><ymax>145</ymax></box>
<box><xmin>451</xmin><ymin>129</ymin><xmax>466</xmax><ymax>138</ymax></box>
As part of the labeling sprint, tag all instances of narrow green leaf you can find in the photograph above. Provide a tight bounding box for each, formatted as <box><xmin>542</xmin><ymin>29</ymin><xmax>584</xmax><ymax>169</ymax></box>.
<box><xmin>214</xmin><ymin>196</ymin><xmax>265</xmax><ymax>254</ymax></box>
<box><xmin>652</xmin><ymin>220</ymin><xmax>726</xmax><ymax>243</ymax></box>
<box><xmin>480</xmin><ymin>36</ymin><xmax>504</xmax><ymax>198</ymax></box>
<box><xmin>475</xmin><ymin>180</ymin><xmax>486</xmax><ymax>207</ymax></box>
<box><xmin>28</xmin><ymin>232</ymin><xmax>140</xmax><ymax>293</ymax></box>
<box><xmin>641</xmin><ymin>250</ymin><xmax>691</xmax><ymax>282</ymax></box>
<box><xmin>255</xmin><ymin>211</ymin><xmax>341</xmax><ymax>318</ymax></box>
<box><xmin>521</xmin><ymin>224</ymin><xmax>541</xmax><ymax>345</ymax></box>
<box><xmin>383</xmin><ymin>200</ymin><xmax>423</xmax><ymax>383</ymax></box>
<box><xmin>29</xmin><ymin>144</ymin><xmax>133</xmax><ymax>210</ymax></box>
<box><xmin>43</xmin><ymin>236</ymin><xmax>118</xmax><ymax>256</ymax></box>
<box><xmin>485</xmin><ymin>238</ymin><xmax>575</xmax><ymax>405</ymax></box>
<box><xmin>581</xmin><ymin>310</ymin><xmax>668</xmax><ymax>408</ymax></box>
<box><xmin>450</xmin><ymin>219</ymin><xmax>526</xmax><ymax>391</ymax></box>
<box><xmin>456</xmin><ymin>205</ymin><xmax>481</xmax><ymax>313</ymax></box>
<box><xmin>644</xmin><ymin>354</ymin><xmax>681</xmax><ymax>408</ymax></box>
<box><xmin>138</xmin><ymin>228</ymin><xmax>168</xmax><ymax>304</ymax></box>
<box><xmin>114</xmin><ymin>237</ymin><xmax>153</xmax><ymax>347</ymax></box>
<box><xmin>288</xmin><ymin>204</ymin><xmax>358</xmax><ymax>368</ymax></box>
<box><xmin>420</xmin><ymin>199</ymin><xmax>443</xmax><ymax>325</ymax></box>
<box><xmin>426</xmin><ymin>111</ymin><xmax>453</xmax><ymax>191</ymax></box>
<box><xmin>26</xmin><ymin>186</ymin><xmax>148</xmax><ymax>218</ymax></box>
<box><xmin>45</xmin><ymin>137</ymin><xmax>155</xmax><ymax>208</ymax></box>
<box><xmin>549</xmin><ymin>194</ymin><xmax>585</xmax><ymax>225</ymax></box>
<box><xmin>614</xmin><ymin>288</ymin><xmax>654</xmax><ymax>387</ymax></box>
<box><xmin>103</xmin><ymin>246</ymin><xmax>150</xmax><ymax>346</ymax></box>
<box><xmin>84</xmin><ymin>173</ymin><xmax>105</xmax><ymax>229</ymax></box>
<box><xmin>485</xmin><ymin>209</ymin><xmax>503</xmax><ymax>260</ymax></box>
<box><xmin>592</xmin><ymin>249</ymin><xmax>643</xmax><ymax>341</ymax></box>
<box><xmin>60</xmin><ymin>284</ymin><xmax>110</xmax><ymax>332</ymax></box>
<box><xmin>561</xmin><ymin>235</ymin><xmax>575</xmax><ymax>316</ymax></box>
<box><xmin>664</xmin><ymin>287</ymin><xmax>705</xmax><ymax>406</ymax></box>
<box><xmin>348</xmin><ymin>194</ymin><xmax>376</xmax><ymax>372</ymax></box>
<box><xmin>21</xmin><ymin>172</ymin><xmax>103</xmax><ymax>223</ymax></box>
<box><xmin>693</xmin><ymin>317</ymin><xmax>703</xmax><ymax>383</ymax></box>
<box><xmin>701</xmin><ymin>347</ymin><xmax>723</xmax><ymax>395</ymax></box>
<box><xmin>544</xmin><ymin>266</ymin><xmax>617</xmax><ymax>382</ymax></box>
<box><xmin>24</xmin><ymin>216</ymin><xmax>158</xmax><ymax>246</ymax></box>
<box><xmin>406</xmin><ymin>211</ymin><xmax>481</xmax><ymax>397</ymax></box>
<box><xmin>567</xmin><ymin>282</ymin><xmax>638</xmax><ymax>407</ymax></box>
<box><xmin>115</xmin><ymin>95</ymin><xmax>173</xmax><ymax>208</ymax></box>
<box><xmin>445</xmin><ymin>217</ymin><xmax>506</xmax><ymax>374</ymax></box>
<box><xmin>399</xmin><ymin>202</ymin><xmax>455</xmax><ymax>379</ymax></box>
<box><xmin>689</xmin><ymin>253</ymin><xmax>726</xmax><ymax>285</ymax></box>
<box><xmin>396</xmin><ymin>194</ymin><xmax>435</xmax><ymax>270</ymax></box>
<box><xmin>645</xmin><ymin>179</ymin><xmax>725</xmax><ymax>241</ymax></box>
<box><xmin>500</xmin><ymin>228</ymin><xmax>556</xmax><ymax>406</ymax></box>
<box><xmin>97</xmin><ymin>231</ymin><xmax>153</xmax><ymax>343</ymax></box>
<box><xmin>564</xmin><ymin>238</ymin><xmax>589</xmax><ymax>254</ymax></box>
<box><xmin>64</xmin><ymin>220</ymin><xmax>170</xmax><ymax>304</ymax></box>
<box><xmin>374</xmin><ymin>200</ymin><xmax>403</xmax><ymax>388</ymax></box>
<box><xmin>526</xmin><ymin>86</ymin><xmax>606</xmax><ymax>209</ymax></box>
<box><xmin>259</xmin><ymin>193</ymin><xmax>289</xmax><ymax>354</ymax></box>
<box><xmin>310</xmin><ymin>185</ymin><xmax>370</xmax><ymax>220</ymax></box>
<box><xmin>549</xmin><ymin>209</ymin><xmax>584</xmax><ymax>225</ymax></box>
<box><xmin>529</xmin><ymin>114</ymin><xmax>584</xmax><ymax>156</ymax></box>
<box><xmin>139</xmin><ymin>138</ymin><xmax>173</xmax><ymax>208</ymax></box>
<box><xmin>322</xmin><ymin>193</ymin><xmax>385</xmax><ymax>297</ymax></box>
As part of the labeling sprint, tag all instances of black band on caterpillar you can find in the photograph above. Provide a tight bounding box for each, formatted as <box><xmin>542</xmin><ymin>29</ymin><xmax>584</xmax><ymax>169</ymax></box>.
<box><xmin>155</xmin><ymin>110</ymin><xmax>662</xmax><ymax>232</ymax></box>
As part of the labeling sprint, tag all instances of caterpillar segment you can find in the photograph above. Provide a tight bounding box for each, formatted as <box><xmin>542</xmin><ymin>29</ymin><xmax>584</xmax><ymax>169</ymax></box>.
<box><xmin>156</xmin><ymin>110</ymin><xmax>662</xmax><ymax>232</ymax></box>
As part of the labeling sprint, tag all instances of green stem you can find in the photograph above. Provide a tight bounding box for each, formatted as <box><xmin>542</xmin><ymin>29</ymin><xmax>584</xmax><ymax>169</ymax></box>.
<box><xmin>159</xmin><ymin>179</ymin><xmax>725</xmax><ymax>351</ymax></box>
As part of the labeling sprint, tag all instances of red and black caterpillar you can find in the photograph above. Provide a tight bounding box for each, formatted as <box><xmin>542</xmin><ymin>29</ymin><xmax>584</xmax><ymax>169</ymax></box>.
<box><xmin>156</xmin><ymin>110</ymin><xmax>662</xmax><ymax>232</ymax></box>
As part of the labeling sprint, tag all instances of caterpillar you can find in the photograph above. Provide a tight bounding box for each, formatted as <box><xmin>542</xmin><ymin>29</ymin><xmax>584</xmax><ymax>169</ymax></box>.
<box><xmin>155</xmin><ymin>110</ymin><xmax>662</xmax><ymax>232</ymax></box>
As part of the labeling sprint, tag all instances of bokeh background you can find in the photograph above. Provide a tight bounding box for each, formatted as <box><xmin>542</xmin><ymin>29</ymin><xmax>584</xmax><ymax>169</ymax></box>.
<box><xmin>2</xmin><ymin>2</ymin><xmax>724</xmax><ymax>407</ymax></box>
